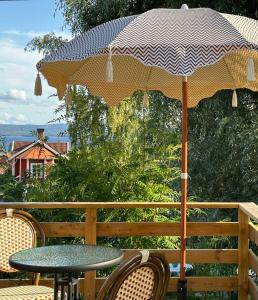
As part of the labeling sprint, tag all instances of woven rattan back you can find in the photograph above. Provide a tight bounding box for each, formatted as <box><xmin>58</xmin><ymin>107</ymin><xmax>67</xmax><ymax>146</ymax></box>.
<box><xmin>97</xmin><ymin>251</ymin><xmax>170</xmax><ymax>300</ymax></box>
<box><xmin>0</xmin><ymin>209</ymin><xmax>45</xmax><ymax>273</ymax></box>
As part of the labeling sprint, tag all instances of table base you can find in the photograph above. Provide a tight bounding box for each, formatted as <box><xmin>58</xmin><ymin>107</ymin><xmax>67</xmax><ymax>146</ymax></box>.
<box><xmin>54</xmin><ymin>273</ymin><xmax>79</xmax><ymax>300</ymax></box>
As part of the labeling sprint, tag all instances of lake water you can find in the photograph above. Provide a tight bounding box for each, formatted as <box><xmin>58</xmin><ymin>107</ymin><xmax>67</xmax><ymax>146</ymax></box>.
<box><xmin>1</xmin><ymin>135</ymin><xmax>70</xmax><ymax>151</ymax></box>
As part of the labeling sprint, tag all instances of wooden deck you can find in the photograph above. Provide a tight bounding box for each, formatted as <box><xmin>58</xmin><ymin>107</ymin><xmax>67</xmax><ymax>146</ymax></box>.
<box><xmin>0</xmin><ymin>201</ymin><xmax>257</xmax><ymax>300</ymax></box>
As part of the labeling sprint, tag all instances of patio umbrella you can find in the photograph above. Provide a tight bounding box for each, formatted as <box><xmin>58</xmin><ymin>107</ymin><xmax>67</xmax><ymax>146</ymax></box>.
<box><xmin>35</xmin><ymin>5</ymin><xmax>258</xmax><ymax>299</ymax></box>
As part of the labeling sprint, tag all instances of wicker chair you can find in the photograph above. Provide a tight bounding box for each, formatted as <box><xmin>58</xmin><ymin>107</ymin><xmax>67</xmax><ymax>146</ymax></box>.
<box><xmin>96</xmin><ymin>250</ymin><xmax>170</xmax><ymax>300</ymax></box>
<box><xmin>0</xmin><ymin>209</ymin><xmax>55</xmax><ymax>299</ymax></box>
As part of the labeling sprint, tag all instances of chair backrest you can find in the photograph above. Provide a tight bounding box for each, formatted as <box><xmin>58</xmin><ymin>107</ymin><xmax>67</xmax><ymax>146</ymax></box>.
<box><xmin>97</xmin><ymin>250</ymin><xmax>170</xmax><ymax>300</ymax></box>
<box><xmin>0</xmin><ymin>209</ymin><xmax>45</xmax><ymax>273</ymax></box>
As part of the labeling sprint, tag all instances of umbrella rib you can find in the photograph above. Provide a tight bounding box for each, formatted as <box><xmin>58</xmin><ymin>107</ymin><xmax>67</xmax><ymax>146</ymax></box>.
<box><xmin>144</xmin><ymin>67</ymin><xmax>154</xmax><ymax>91</ymax></box>
<box><xmin>223</xmin><ymin>57</ymin><xmax>237</xmax><ymax>90</ymax></box>
<box><xmin>67</xmin><ymin>56</ymin><xmax>96</xmax><ymax>85</ymax></box>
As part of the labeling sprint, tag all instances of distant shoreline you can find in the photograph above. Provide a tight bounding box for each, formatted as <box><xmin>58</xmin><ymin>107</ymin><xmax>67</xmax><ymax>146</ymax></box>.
<box><xmin>2</xmin><ymin>135</ymin><xmax>70</xmax><ymax>151</ymax></box>
<box><xmin>1</xmin><ymin>134</ymin><xmax>69</xmax><ymax>137</ymax></box>
<box><xmin>0</xmin><ymin>124</ymin><xmax>68</xmax><ymax>137</ymax></box>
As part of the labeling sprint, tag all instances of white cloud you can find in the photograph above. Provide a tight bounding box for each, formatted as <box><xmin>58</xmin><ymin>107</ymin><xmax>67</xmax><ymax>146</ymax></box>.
<box><xmin>1</xmin><ymin>30</ymin><xmax>71</xmax><ymax>40</ymax></box>
<box><xmin>0</xmin><ymin>38</ymin><xmax>41</xmax><ymax>66</ymax></box>
<box><xmin>16</xmin><ymin>114</ymin><xmax>28</xmax><ymax>122</ymax></box>
<box><xmin>0</xmin><ymin>112</ymin><xmax>29</xmax><ymax>124</ymax></box>
<box><xmin>2</xmin><ymin>29</ymin><xmax>42</xmax><ymax>38</ymax></box>
<box><xmin>9</xmin><ymin>89</ymin><xmax>27</xmax><ymax>100</ymax></box>
<box><xmin>0</xmin><ymin>38</ymin><xmax>58</xmax><ymax>102</ymax></box>
<box><xmin>0</xmin><ymin>37</ymin><xmax>62</xmax><ymax>123</ymax></box>
<box><xmin>0</xmin><ymin>89</ymin><xmax>27</xmax><ymax>102</ymax></box>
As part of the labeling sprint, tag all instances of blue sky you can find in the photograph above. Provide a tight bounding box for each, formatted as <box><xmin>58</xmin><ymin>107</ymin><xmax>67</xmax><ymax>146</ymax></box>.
<box><xmin>0</xmin><ymin>0</ymin><xmax>70</xmax><ymax>124</ymax></box>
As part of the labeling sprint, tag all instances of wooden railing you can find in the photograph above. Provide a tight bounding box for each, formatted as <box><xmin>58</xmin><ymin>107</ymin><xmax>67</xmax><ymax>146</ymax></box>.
<box><xmin>239</xmin><ymin>203</ymin><xmax>258</xmax><ymax>300</ymax></box>
<box><xmin>0</xmin><ymin>201</ymin><xmax>257</xmax><ymax>300</ymax></box>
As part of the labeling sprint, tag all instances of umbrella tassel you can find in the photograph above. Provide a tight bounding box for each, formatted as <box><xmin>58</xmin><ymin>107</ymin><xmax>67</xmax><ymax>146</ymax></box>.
<box><xmin>143</xmin><ymin>91</ymin><xmax>149</xmax><ymax>108</ymax></box>
<box><xmin>232</xmin><ymin>90</ymin><xmax>238</xmax><ymax>107</ymax></box>
<box><xmin>247</xmin><ymin>57</ymin><xmax>256</xmax><ymax>82</ymax></box>
<box><xmin>34</xmin><ymin>73</ymin><xmax>42</xmax><ymax>96</ymax></box>
<box><xmin>106</xmin><ymin>45</ymin><xmax>113</xmax><ymax>82</ymax></box>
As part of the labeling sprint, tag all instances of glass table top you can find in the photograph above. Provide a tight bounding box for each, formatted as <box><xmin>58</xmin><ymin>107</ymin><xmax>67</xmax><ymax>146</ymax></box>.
<box><xmin>9</xmin><ymin>244</ymin><xmax>123</xmax><ymax>273</ymax></box>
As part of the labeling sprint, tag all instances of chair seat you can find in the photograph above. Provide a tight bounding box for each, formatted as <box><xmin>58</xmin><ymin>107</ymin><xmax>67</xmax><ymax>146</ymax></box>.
<box><xmin>0</xmin><ymin>285</ymin><xmax>55</xmax><ymax>300</ymax></box>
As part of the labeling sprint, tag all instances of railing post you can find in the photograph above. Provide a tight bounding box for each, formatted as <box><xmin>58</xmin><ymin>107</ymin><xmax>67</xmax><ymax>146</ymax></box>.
<box><xmin>84</xmin><ymin>208</ymin><xmax>97</xmax><ymax>300</ymax></box>
<box><xmin>238</xmin><ymin>208</ymin><xmax>250</xmax><ymax>300</ymax></box>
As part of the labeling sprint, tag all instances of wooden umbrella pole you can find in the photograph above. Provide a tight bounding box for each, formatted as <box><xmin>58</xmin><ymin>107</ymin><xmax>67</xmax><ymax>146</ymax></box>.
<box><xmin>177</xmin><ymin>75</ymin><xmax>188</xmax><ymax>299</ymax></box>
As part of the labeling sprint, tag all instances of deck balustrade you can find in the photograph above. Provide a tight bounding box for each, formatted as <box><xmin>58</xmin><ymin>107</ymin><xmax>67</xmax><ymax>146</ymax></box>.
<box><xmin>0</xmin><ymin>201</ymin><xmax>257</xmax><ymax>300</ymax></box>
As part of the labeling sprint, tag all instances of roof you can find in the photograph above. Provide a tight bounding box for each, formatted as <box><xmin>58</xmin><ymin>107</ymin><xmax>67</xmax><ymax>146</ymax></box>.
<box><xmin>9</xmin><ymin>140</ymin><xmax>69</xmax><ymax>161</ymax></box>
<box><xmin>12</xmin><ymin>141</ymin><xmax>32</xmax><ymax>153</ymax></box>
<box><xmin>47</xmin><ymin>142</ymin><xmax>68</xmax><ymax>154</ymax></box>
<box><xmin>17</xmin><ymin>146</ymin><xmax>57</xmax><ymax>160</ymax></box>
<box><xmin>12</xmin><ymin>141</ymin><xmax>68</xmax><ymax>155</ymax></box>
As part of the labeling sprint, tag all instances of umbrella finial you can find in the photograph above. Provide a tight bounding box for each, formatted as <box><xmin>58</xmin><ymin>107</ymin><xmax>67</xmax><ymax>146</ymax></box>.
<box><xmin>181</xmin><ymin>4</ymin><xmax>189</xmax><ymax>9</ymax></box>
<box><xmin>232</xmin><ymin>90</ymin><xmax>238</xmax><ymax>107</ymax></box>
<box><xmin>106</xmin><ymin>45</ymin><xmax>114</xmax><ymax>82</ymax></box>
<box><xmin>34</xmin><ymin>72</ymin><xmax>42</xmax><ymax>96</ymax></box>
<box><xmin>247</xmin><ymin>57</ymin><xmax>256</xmax><ymax>82</ymax></box>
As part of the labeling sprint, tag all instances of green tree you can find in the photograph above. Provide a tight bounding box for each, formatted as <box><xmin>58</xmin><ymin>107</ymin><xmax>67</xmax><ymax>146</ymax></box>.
<box><xmin>25</xmin><ymin>32</ymin><xmax>68</xmax><ymax>56</ymax></box>
<box><xmin>188</xmin><ymin>90</ymin><xmax>258</xmax><ymax>202</ymax></box>
<box><xmin>25</xmin><ymin>94</ymin><xmax>183</xmax><ymax>251</ymax></box>
<box><xmin>0</xmin><ymin>136</ymin><xmax>6</xmax><ymax>152</ymax></box>
<box><xmin>26</xmin><ymin>94</ymin><xmax>181</xmax><ymax>202</ymax></box>
<box><xmin>0</xmin><ymin>172</ymin><xmax>25</xmax><ymax>201</ymax></box>
<box><xmin>56</xmin><ymin>0</ymin><xmax>254</xmax><ymax>35</ymax></box>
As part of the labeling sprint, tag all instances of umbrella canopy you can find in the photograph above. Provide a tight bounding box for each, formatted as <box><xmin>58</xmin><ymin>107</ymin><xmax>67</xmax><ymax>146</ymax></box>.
<box><xmin>36</xmin><ymin>6</ymin><xmax>258</xmax><ymax>299</ymax></box>
<box><xmin>37</xmin><ymin>7</ymin><xmax>258</xmax><ymax>106</ymax></box>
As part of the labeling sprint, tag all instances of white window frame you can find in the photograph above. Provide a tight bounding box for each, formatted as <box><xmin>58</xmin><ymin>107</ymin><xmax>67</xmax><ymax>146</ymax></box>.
<box><xmin>30</xmin><ymin>162</ymin><xmax>44</xmax><ymax>179</ymax></box>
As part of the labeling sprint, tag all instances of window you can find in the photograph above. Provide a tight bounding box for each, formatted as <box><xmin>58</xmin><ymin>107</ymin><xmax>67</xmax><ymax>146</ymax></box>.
<box><xmin>30</xmin><ymin>163</ymin><xmax>44</xmax><ymax>179</ymax></box>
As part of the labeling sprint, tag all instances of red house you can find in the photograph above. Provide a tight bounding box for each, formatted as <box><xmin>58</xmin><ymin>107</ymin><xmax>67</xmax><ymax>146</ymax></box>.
<box><xmin>8</xmin><ymin>129</ymin><xmax>69</xmax><ymax>180</ymax></box>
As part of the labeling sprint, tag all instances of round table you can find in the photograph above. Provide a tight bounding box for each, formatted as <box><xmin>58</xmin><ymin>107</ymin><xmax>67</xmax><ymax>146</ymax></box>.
<box><xmin>9</xmin><ymin>244</ymin><xmax>123</xmax><ymax>300</ymax></box>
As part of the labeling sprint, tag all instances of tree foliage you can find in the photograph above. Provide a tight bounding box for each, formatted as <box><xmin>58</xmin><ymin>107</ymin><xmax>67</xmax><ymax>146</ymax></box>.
<box><xmin>25</xmin><ymin>32</ymin><xmax>68</xmax><ymax>56</ymax></box>
<box><xmin>0</xmin><ymin>136</ymin><xmax>5</xmax><ymax>152</ymax></box>
<box><xmin>23</xmin><ymin>89</ymin><xmax>182</xmax><ymax>251</ymax></box>
<box><xmin>26</xmin><ymin>88</ymin><xmax>181</xmax><ymax>203</ymax></box>
<box><xmin>56</xmin><ymin>0</ymin><xmax>255</xmax><ymax>34</ymax></box>
<box><xmin>0</xmin><ymin>172</ymin><xmax>25</xmax><ymax>201</ymax></box>
<box><xmin>189</xmin><ymin>90</ymin><xmax>258</xmax><ymax>202</ymax></box>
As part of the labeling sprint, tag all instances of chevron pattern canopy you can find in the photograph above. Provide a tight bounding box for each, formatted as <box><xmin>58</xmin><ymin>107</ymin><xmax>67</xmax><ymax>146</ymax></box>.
<box><xmin>37</xmin><ymin>7</ymin><xmax>258</xmax><ymax>107</ymax></box>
